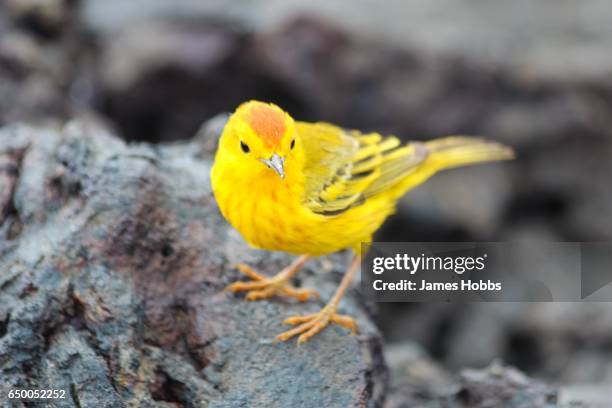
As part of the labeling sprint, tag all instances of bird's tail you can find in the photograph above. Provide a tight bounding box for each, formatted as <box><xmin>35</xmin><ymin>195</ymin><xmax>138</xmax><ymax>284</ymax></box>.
<box><xmin>424</xmin><ymin>136</ymin><xmax>514</xmax><ymax>171</ymax></box>
<box><xmin>382</xmin><ymin>136</ymin><xmax>514</xmax><ymax>200</ymax></box>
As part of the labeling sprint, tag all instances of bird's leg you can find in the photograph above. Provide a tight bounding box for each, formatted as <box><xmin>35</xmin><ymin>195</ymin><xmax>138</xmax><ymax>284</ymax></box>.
<box><xmin>225</xmin><ymin>255</ymin><xmax>319</xmax><ymax>302</ymax></box>
<box><xmin>275</xmin><ymin>256</ymin><xmax>360</xmax><ymax>345</ymax></box>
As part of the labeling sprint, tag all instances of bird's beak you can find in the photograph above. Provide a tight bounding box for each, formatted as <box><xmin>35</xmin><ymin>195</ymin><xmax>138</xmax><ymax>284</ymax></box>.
<box><xmin>262</xmin><ymin>154</ymin><xmax>285</xmax><ymax>179</ymax></box>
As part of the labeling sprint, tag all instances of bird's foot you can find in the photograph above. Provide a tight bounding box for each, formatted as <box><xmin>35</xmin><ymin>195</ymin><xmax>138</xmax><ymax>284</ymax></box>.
<box><xmin>225</xmin><ymin>263</ymin><xmax>319</xmax><ymax>302</ymax></box>
<box><xmin>275</xmin><ymin>304</ymin><xmax>358</xmax><ymax>345</ymax></box>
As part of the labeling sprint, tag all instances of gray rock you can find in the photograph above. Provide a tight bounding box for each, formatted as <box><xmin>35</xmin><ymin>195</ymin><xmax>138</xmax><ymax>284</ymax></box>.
<box><xmin>0</xmin><ymin>118</ymin><xmax>386</xmax><ymax>407</ymax></box>
<box><xmin>560</xmin><ymin>384</ymin><xmax>612</xmax><ymax>408</ymax></box>
<box><xmin>453</xmin><ymin>362</ymin><xmax>559</xmax><ymax>408</ymax></box>
<box><xmin>386</xmin><ymin>355</ymin><xmax>578</xmax><ymax>408</ymax></box>
<box><xmin>384</xmin><ymin>342</ymin><xmax>455</xmax><ymax>407</ymax></box>
<box><xmin>82</xmin><ymin>0</ymin><xmax>612</xmax><ymax>84</ymax></box>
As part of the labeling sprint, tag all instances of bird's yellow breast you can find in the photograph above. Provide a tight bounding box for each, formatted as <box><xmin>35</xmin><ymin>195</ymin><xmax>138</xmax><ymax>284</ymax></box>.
<box><xmin>211</xmin><ymin>167</ymin><xmax>390</xmax><ymax>256</ymax></box>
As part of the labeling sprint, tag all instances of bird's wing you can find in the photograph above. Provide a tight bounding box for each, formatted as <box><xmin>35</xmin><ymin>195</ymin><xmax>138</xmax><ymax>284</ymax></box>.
<box><xmin>297</xmin><ymin>122</ymin><xmax>427</xmax><ymax>216</ymax></box>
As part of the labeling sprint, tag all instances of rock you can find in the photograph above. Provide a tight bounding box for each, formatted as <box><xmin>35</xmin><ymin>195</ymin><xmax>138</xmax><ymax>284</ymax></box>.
<box><xmin>6</xmin><ymin>0</ymin><xmax>75</xmax><ymax>38</ymax></box>
<box><xmin>454</xmin><ymin>362</ymin><xmax>558</xmax><ymax>408</ymax></box>
<box><xmin>0</xmin><ymin>31</ymin><xmax>68</xmax><ymax>125</ymax></box>
<box><xmin>517</xmin><ymin>303</ymin><xmax>612</xmax><ymax>379</ymax></box>
<box><xmin>385</xmin><ymin>354</ymin><xmax>580</xmax><ymax>408</ymax></box>
<box><xmin>0</xmin><ymin>117</ymin><xmax>386</xmax><ymax>407</ymax></box>
<box><xmin>0</xmin><ymin>0</ymin><xmax>97</xmax><ymax>128</ymax></box>
<box><xmin>81</xmin><ymin>0</ymin><xmax>612</xmax><ymax>85</ymax></box>
<box><xmin>98</xmin><ymin>19</ymin><xmax>249</xmax><ymax>142</ymax></box>
<box><xmin>560</xmin><ymin>384</ymin><xmax>612</xmax><ymax>407</ymax></box>
<box><xmin>396</xmin><ymin>164</ymin><xmax>513</xmax><ymax>239</ymax></box>
<box><xmin>384</xmin><ymin>342</ymin><xmax>455</xmax><ymax>407</ymax></box>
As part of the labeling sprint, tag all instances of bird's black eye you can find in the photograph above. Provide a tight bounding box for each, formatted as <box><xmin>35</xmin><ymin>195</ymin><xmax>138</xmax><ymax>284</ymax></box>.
<box><xmin>290</xmin><ymin>139</ymin><xmax>295</xmax><ymax>150</ymax></box>
<box><xmin>240</xmin><ymin>141</ymin><xmax>250</xmax><ymax>153</ymax></box>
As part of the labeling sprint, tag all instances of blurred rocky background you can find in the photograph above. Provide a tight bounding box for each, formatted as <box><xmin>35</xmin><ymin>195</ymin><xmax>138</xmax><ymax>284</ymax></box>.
<box><xmin>1</xmin><ymin>0</ymin><xmax>612</xmax><ymax>406</ymax></box>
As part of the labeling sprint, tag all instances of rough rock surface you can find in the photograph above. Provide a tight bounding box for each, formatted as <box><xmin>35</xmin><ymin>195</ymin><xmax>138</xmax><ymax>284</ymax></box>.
<box><xmin>0</xmin><ymin>118</ymin><xmax>386</xmax><ymax>407</ymax></box>
<box><xmin>384</xmin><ymin>343</ymin><xmax>583</xmax><ymax>408</ymax></box>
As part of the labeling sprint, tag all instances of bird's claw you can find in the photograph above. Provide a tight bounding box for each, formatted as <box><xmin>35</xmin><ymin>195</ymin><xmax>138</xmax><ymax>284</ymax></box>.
<box><xmin>275</xmin><ymin>305</ymin><xmax>358</xmax><ymax>345</ymax></box>
<box><xmin>225</xmin><ymin>263</ymin><xmax>319</xmax><ymax>302</ymax></box>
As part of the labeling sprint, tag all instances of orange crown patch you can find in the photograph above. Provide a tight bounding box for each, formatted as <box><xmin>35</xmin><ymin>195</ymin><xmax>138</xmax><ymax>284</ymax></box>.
<box><xmin>247</xmin><ymin>104</ymin><xmax>286</xmax><ymax>148</ymax></box>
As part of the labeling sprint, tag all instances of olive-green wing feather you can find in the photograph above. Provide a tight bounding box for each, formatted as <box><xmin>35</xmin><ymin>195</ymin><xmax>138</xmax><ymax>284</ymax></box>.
<box><xmin>299</xmin><ymin>122</ymin><xmax>514</xmax><ymax>217</ymax></box>
<box><xmin>297</xmin><ymin>122</ymin><xmax>427</xmax><ymax>216</ymax></box>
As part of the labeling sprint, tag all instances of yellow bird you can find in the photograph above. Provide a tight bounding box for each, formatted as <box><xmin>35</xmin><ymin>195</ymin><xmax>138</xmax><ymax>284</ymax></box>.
<box><xmin>211</xmin><ymin>100</ymin><xmax>513</xmax><ymax>344</ymax></box>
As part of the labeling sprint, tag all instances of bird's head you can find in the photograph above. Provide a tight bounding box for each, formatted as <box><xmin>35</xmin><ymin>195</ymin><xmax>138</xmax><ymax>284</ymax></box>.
<box><xmin>216</xmin><ymin>101</ymin><xmax>302</xmax><ymax>181</ymax></box>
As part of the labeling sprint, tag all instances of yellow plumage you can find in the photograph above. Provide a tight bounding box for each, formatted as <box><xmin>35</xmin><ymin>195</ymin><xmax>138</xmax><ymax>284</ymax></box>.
<box><xmin>211</xmin><ymin>100</ymin><xmax>513</xmax><ymax>344</ymax></box>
